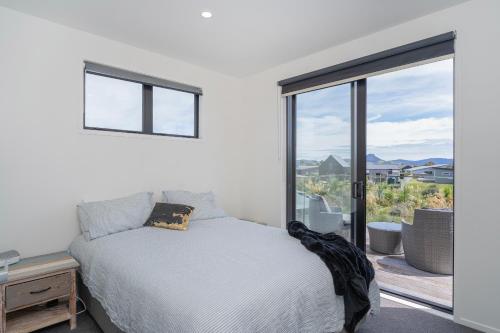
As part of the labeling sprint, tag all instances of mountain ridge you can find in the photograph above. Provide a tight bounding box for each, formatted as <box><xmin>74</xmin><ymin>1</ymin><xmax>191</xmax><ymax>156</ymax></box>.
<box><xmin>298</xmin><ymin>154</ymin><xmax>453</xmax><ymax>166</ymax></box>
<box><xmin>368</xmin><ymin>154</ymin><xmax>453</xmax><ymax>166</ymax></box>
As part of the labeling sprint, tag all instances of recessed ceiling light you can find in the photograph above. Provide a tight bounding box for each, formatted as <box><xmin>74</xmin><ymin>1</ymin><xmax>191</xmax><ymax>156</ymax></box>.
<box><xmin>201</xmin><ymin>11</ymin><xmax>212</xmax><ymax>18</ymax></box>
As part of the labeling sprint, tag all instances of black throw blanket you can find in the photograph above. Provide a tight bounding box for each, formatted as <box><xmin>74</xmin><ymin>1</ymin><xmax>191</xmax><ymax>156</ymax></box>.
<box><xmin>287</xmin><ymin>221</ymin><xmax>375</xmax><ymax>333</ymax></box>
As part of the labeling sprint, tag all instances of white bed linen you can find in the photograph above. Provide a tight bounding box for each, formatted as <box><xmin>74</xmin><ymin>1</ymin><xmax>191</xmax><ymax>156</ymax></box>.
<box><xmin>69</xmin><ymin>217</ymin><xmax>379</xmax><ymax>333</ymax></box>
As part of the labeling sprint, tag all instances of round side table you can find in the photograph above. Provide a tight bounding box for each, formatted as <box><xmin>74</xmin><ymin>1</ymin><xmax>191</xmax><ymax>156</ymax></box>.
<box><xmin>367</xmin><ymin>222</ymin><xmax>403</xmax><ymax>254</ymax></box>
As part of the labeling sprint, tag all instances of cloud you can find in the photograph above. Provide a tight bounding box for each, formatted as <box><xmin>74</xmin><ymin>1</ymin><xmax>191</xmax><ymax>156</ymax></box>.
<box><xmin>368</xmin><ymin>114</ymin><xmax>382</xmax><ymax>122</ymax></box>
<box><xmin>367</xmin><ymin>58</ymin><xmax>453</xmax><ymax>122</ymax></box>
<box><xmin>367</xmin><ymin>117</ymin><xmax>453</xmax><ymax>147</ymax></box>
<box><xmin>367</xmin><ymin>116</ymin><xmax>453</xmax><ymax>160</ymax></box>
<box><xmin>297</xmin><ymin>115</ymin><xmax>350</xmax><ymax>160</ymax></box>
<box><xmin>85</xmin><ymin>74</ymin><xmax>143</xmax><ymax>131</ymax></box>
<box><xmin>296</xmin><ymin>83</ymin><xmax>350</xmax><ymax>121</ymax></box>
<box><xmin>153</xmin><ymin>88</ymin><xmax>194</xmax><ymax>136</ymax></box>
<box><xmin>368</xmin><ymin>93</ymin><xmax>453</xmax><ymax>120</ymax></box>
<box><xmin>296</xmin><ymin>115</ymin><xmax>453</xmax><ymax>161</ymax></box>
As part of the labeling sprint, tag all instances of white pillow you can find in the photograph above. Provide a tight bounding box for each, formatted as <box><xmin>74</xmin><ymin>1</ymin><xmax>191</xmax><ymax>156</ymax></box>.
<box><xmin>78</xmin><ymin>192</ymin><xmax>154</xmax><ymax>241</ymax></box>
<box><xmin>162</xmin><ymin>190</ymin><xmax>226</xmax><ymax>221</ymax></box>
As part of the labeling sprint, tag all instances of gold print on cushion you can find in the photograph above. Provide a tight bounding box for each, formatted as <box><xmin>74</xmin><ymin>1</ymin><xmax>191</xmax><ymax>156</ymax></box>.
<box><xmin>152</xmin><ymin>211</ymin><xmax>191</xmax><ymax>231</ymax></box>
<box><xmin>145</xmin><ymin>203</ymin><xmax>194</xmax><ymax>231</ymax></box>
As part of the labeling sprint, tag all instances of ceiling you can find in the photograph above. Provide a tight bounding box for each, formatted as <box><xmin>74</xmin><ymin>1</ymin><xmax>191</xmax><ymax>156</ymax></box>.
<box><xmin>0</xmin><ymin>0</ymin><xmax>468</xmax><ymax>77</ymax></box>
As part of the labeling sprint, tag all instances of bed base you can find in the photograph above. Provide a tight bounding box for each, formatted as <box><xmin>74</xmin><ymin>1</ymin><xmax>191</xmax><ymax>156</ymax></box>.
<box><xmin>78</xmin><ymin>273</ymin><xmax>356</xmax><ymax>333</ymax></box>
<box><xmin>77</xmin><ymin>274</ymin><xmax>124</xmax><ymax>333</ymax></box>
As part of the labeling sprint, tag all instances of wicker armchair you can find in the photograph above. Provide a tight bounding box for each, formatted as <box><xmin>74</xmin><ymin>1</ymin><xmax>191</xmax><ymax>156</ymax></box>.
<box><xmin>402</xmin><ymin>208</ymin><xmax>453</xmax><ymax>275</ymax></box>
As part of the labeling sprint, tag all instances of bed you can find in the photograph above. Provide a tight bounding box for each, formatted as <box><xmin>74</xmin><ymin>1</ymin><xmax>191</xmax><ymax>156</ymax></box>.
<box><xmin>69</xmin><ymin>216</ymin><xmax>380</xmax><ymax>333</ymax></box>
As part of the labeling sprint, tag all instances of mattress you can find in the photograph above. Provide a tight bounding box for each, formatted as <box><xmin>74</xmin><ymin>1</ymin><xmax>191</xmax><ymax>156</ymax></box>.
<box><xmin>69</xmin><ymin>217</ymin><xmax>379</xmax><ymax>333</ymax></box>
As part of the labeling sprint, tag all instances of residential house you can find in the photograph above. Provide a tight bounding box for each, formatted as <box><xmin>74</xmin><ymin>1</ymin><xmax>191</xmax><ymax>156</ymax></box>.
<box><xmin>319</xmin><ymin>155</ymin><xmax>349</xmax><ymax>177</ymax></box>
<box><xmin>407</xmin><ymin>164</ymin><xmax>454</xmax><ymax>184</ymax></box>
<box><xmin>366</xmin><ymin>163</ymin><xmax>401</xmax><ymax>183</ymax></box>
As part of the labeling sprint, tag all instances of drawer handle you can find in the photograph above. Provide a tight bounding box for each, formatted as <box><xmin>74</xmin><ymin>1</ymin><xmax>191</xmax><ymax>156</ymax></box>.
<box><xmin>30</xmin><ymin>287</ymin><xmax>52</xmax><ymax>294</ymax></box>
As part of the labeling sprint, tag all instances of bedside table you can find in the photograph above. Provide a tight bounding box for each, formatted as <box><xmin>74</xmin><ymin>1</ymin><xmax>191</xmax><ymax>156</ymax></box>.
<box><xmin>0</xmin><ymin>252</ymin><xmax>79</xmax><ymax>333</ymax></box>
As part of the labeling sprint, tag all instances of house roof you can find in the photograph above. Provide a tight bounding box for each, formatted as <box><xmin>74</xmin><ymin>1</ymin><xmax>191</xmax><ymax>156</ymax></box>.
<box><xmin>366</xmin><ymin>163</ymin><xmax>401</xmax><ymax>170</ymax></box>
<box><xmin>324</xmin><ymin>155</ymin><xmax>349</xmax><ymax>168</ymax></box>
<box><xmin>433</xmin><ymin>164</ymin><xmax>454</xmax><ymax>170</ymax></box>
<box><xmin>406</xmin><ymin>164</ymin><xmax>452</xmax><ymax>172</ymax></box>
<box><xmin>297</xmin><ymin>165</ymin><xmax>318</xmax><ymax>171</ymax></box>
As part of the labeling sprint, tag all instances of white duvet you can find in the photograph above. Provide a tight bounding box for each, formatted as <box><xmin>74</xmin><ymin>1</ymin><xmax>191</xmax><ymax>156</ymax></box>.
<box><xmin>69</xmin><ymin>217</ymin><xmax>379</xmax><ymax>333</ymax></box>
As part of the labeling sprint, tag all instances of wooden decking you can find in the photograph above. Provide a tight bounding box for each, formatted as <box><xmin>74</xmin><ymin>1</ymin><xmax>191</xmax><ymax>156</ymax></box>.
<box><xmin>367</xmin><ymin>246</ymin><xmax>453</xmax><ymax>308</ymax></box>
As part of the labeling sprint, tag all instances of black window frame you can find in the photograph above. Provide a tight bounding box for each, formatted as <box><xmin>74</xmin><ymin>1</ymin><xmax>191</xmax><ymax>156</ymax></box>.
<box><xmin>83</xmin><ymin>63</ymin><xmax>201</xmax><ymax>139</ymax></box>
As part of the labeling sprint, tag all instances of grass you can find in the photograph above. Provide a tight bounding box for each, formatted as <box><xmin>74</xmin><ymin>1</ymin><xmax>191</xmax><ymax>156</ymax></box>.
<box><xmin>297</xmin><ymin>176</ymin><xmax>453</xmax><ymax>224</ymax></box>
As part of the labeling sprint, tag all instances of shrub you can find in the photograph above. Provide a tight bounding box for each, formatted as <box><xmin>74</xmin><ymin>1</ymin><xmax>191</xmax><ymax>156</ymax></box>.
<box><xmin>421</xmin><ymin>185</ymin><xmax>439</xmax><ymax>197</ymax></box>
<box><xmin>424</xmin><ymin>194</ymin><xmax>448</xmax><ymax>208</ymax></box>
<box><xmin>383</xmin><ymin>191</ymin><xmax>395</xmax><ymax>205</ymax></box>
<box><xmin>304</xmin><ymin>179</ymin><xmax>329</xmax><ymax>196</ymax></box>
<box><xmin>297</xmin><ymin>176</ymin><xmax>453</xmax><ymax>224</ymax></box>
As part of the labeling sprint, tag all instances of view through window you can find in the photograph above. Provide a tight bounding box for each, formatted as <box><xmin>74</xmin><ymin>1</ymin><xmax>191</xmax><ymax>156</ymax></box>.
<box><xmin>366</xmin><ymin>58</ymin><xmax>454</xmax><ymax>308</ymax></box>
<box><xmin>295</xmin><ymin>83</ymin><xmax>352</xmax><ymax>241</ymax></box>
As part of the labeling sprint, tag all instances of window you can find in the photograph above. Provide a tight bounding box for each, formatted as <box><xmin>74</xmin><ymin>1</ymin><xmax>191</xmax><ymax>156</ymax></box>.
<box><xmin>84</xmin><ymin>62</ymin><xmax>201</xmax><ymax>138</ymax></box>
<box><xmin>153</xmin><ymin>87</ymin><xmax>196</xmax><ymax>137</ymax></box>
<box><xmin>85</xmin><ymin>74</ymin><xmax>143</xmax><ymax>132</ymax></box>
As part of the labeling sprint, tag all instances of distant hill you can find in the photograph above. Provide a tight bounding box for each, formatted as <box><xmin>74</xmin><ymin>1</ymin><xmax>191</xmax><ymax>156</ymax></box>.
<box><xmin>367</xmin><ymin>154</ymin><xmax>453</xmax><ymax>166</ymax></box>
<box><xmin>367</xmin><ymin>154</ymin><xmax>384</xmax><ymax>164</ymax></box>
<box><xmin>298</xmin><ymin>155</ymin><xmax>453</xmax><ymax>167</ymax></box>
<box><xmin>297</xmin><ymin>159</ymin><xmax>319</xmax><ymax>166</ymax></box>
<box><xmin>389</xmin><ymin>158</ymin><xmax>453</xmax><ymax>166</ymax></box>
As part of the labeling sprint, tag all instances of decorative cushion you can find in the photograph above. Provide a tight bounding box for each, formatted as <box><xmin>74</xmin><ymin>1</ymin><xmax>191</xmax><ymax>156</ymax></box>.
<box><xmin>162</xmin><ymin>190</ymin><xmax>226</xmax><ymax>221</ymax></box>
<box><xmin>144</xmin><ymin>203</ymin><xmax>194</xmax><ymax>231</ymax></box>
<box><xmin>78</xmin><ymin>192</ymin><xmax>154</xmax><ymax>241</ymax></box>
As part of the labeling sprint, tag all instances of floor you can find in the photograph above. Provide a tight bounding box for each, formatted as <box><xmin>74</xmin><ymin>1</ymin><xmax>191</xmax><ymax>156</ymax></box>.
<box><xmin>357</xmin><ymin>296</ymin><xmax>478</xmax><ymax>333</ymax></box>
<box><xmin>37</xmin><ymin>297</ymin><xmax>478</xmax><ymax>333</ymax></box>
<box><xmin>366</xmin><ymin>246</ymin><xmax>453</xmax><ymax>308</ymax></box>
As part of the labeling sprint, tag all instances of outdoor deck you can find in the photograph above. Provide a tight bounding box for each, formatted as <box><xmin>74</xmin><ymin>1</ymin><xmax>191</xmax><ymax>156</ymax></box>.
<box><xmin>366</xmin><ymin>246</ymin><xmax>453</xmax><ymax>308</ymax></box>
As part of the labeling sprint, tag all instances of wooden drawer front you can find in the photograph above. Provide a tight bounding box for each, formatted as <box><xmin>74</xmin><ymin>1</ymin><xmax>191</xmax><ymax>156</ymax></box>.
<box><xmin>6</xmin><ymin>273</ymin><xmax>71</xmax><ymax>311</ymax></box>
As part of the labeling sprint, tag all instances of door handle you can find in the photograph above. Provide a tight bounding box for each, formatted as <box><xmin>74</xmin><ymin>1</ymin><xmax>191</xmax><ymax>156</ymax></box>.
<box><xmin>352</xmin><ymin>181</ymin><xmax>364</xmax><ymax>199</ymax></box>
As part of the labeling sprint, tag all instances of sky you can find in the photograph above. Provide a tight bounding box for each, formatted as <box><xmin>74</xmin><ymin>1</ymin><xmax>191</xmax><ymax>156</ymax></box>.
<box><xmin>296</xmin><ymin>58</ymin><xmax>454</xmax><ymax>162</ymax></box>
<box><xmin>85</xmin><ymin>73</ymin><xmax>194</xmax><ymax>136</ymax></box>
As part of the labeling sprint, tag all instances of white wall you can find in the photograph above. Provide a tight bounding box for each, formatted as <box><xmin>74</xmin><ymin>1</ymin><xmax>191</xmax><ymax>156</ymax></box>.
<box><xmin>238</xmin><ymin>1</ymin><xmax>500</xmax><ymax>332</ymax></box>
<box><xmin>2</xmin><ymin>2</ymin><xmax>500</xmax><ymax>332</ymax></box>
<box><xmin>0</xmin><ymin>6</ymin><xmax>243</xmax><ymax>257</ymax></box>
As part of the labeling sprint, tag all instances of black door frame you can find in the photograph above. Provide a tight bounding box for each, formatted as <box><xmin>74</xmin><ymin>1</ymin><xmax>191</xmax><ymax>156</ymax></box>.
<box><xmin>351</xmin><ymin>80</ymin><xmax>367</xmax><ymax>251</ymax></box>
<box><xmin>285</xmin><ymin>95</ymin><xmax>296</xmax><ymax>227</ymax></box>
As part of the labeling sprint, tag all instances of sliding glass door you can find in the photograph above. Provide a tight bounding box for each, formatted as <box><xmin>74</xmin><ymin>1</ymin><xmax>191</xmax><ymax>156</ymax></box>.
<box><xmin>287</xmin><ymin>81</ymin><xmax>366</xmax><ymax>249</ymax></box>
<box><xmin>285</xmin><ymin>55</ymin><xmax>454</xmax><ymax>310</ymax></box>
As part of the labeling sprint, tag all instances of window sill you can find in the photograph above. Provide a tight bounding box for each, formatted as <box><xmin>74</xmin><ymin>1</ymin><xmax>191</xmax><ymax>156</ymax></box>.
<box><xmin>79</xmin><ymin>128</ymin><xmax>204</xmax><ymax>143</ymax></box>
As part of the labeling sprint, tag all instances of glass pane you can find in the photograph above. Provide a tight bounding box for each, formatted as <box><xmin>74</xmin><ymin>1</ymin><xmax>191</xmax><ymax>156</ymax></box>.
<box><xmin>153</xmin><ymin>87</ymin><xmax>195</xmax><ymax>136</ymax></box>
<box><xmin>295</xmin><ymin>83</ymin><xmax>351</xmax><ymax>240</ymax></box>
<box><xmin>366</xmin><ymin>58</ymin><xmax>454</xmax><ymax>308</ymax></box>
<box><xmin>85</xmin><ymin>73</ymin><xmax>142</xmax><ymax>131</ymax></box>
